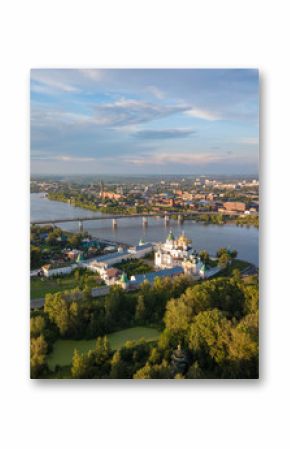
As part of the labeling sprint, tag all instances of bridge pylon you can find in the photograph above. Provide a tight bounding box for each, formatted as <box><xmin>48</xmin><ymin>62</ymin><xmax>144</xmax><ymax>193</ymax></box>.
<box><xmin>78</xmin><ymin>220</ymin><xmax>84</xmax><ymax>233</ymax></box>
<box><xmin>164</xmin><ymin>214</ymin><xmax>170</xmax><ymax>226</ymax></box>
<box><xmin>142</xmin><ymin>217</ymin><xmax>148</xmax><ymax>227</ymax></box>
<box><xmin>112</xmin><ymin>218</ymin><xmax>118</xmax><ymax>229</ymax></box>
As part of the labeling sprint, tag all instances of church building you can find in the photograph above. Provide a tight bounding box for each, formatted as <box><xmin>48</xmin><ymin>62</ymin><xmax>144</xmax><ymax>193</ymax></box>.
<box><xmin>154</xmin><ymin>230</ymin><xmax>204</xmax><ymax>278</ymax></box>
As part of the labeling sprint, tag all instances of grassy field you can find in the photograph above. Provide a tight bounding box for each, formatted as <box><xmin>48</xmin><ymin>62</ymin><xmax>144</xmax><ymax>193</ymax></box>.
<box><xmin>47</xmin><ymin>327</ymin><xmax>160</xmax><ymax>369</ymax></box>
<box><xmin>30</xmin><ymin>276</ymin><xmax>79</xmax><ymax>299</ymax></box>
<box><xmin>30</xmin><ymin>273</ymin><xmax>98</xmax><ymax>299</ymax></box>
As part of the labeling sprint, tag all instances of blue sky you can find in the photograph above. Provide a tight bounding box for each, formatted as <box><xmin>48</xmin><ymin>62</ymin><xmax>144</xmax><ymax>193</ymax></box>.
<box><xmin>31</xmin><ymin>69</ymin><xmax>259</xmax><ymax>175</ymax></box>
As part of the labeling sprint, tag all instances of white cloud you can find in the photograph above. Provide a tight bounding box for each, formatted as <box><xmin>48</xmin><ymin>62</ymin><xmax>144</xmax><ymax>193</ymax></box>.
<box><xmin>185</xmin><ymin>107</ymin><xmax>220</xmax><ymax>121</ymax></box>
<box><xmin>78</xmin><ymin>69</ymin><xmax>103</xmax><ymax>81</ymax></box>
<box><xmin>55</xmin><ymin>155</ymin><xmax>96</xmax><ymax>162</ymax></box>
<box><xmin>31</xmin><ymin>71</ymin><xmax>79</xmax><ymax>93</ymax></box>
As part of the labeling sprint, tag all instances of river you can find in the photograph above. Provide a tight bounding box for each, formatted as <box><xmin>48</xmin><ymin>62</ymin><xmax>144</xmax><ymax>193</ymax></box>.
<box><xmin>31</xmin><ymin>193</ymin><xmax>259</xmax><ymax>266</ymax></box>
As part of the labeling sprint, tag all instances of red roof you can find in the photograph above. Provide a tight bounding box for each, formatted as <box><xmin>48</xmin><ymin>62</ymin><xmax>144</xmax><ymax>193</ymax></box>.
<box><xmin>106</xmin><ymin>268</ymin><xmax>121</xmax><ymax>278</ymax></box>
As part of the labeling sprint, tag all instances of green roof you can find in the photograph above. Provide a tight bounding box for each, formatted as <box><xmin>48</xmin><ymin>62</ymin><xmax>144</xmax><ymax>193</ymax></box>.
<box><xmin>120</xmin><ymin>272</ymin><xmax>128</xmax><ymax>283</ymax></box>
<box><xmin>76</xmin><ymin>252</ymin><xmax>84</xmax><ymax>262</ymax></box>
<box><xmin>200</xmin><ymin>263</ymin><xmax>206</xmax><ymax>272</ymax></box>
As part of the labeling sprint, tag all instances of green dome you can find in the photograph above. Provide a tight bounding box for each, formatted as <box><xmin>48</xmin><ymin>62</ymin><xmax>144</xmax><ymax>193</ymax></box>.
<box><xmin>121</xmin><ymin>272</ymin><xmax>128</xmax><ymax>283</ymax></box>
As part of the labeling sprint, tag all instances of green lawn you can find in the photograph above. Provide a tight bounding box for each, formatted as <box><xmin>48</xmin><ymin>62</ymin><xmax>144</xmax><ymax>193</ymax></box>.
<box><xmin>30</xmin><ymin>273</ymin><xmax>99</xmax><ymax>299</ymax></box>
<box><xmin>113</xmin><ymin>259</ymin><xmax>152</xmax><ymax>277</ymax></box>
<box><xmin>30</xmin><ymin>276</ymin><xmax>79</xmax><ymax>299</ymax></box>
<box><xmin>47</xmin><ymin>327</ymin><xmax>160</xmax><ymax>369</ymax></box>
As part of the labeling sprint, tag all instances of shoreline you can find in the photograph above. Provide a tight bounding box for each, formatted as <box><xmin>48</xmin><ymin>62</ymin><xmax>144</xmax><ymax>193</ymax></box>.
<box><xmin>38</xmin><ymin>194</ymin><xmax>259</xmax><ymax>229</ymax></box>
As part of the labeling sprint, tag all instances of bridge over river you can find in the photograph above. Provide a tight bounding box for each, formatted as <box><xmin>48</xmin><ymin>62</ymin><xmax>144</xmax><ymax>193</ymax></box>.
<box><xmin>31</xmin><ymin>210</ymin><xmax>241</xmax><ymax>232</ymax></box>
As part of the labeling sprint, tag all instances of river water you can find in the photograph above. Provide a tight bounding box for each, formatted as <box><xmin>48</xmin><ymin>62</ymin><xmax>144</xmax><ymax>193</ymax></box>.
<box><xmin>31</xmin><ymin>193</ymin><xmax>259</xmax><ymax>266</ymax></box>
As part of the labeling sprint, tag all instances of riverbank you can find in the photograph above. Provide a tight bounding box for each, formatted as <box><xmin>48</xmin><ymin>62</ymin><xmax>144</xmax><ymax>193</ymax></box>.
<box><xmin>47</xmin><ymin>193</ymin><xmax>259</xmax><ymax>228</ymax></box>
<box><xmin>47</xmin><ymin>192</ymin><xmax>138</xmax><ymax>215</ymax></box>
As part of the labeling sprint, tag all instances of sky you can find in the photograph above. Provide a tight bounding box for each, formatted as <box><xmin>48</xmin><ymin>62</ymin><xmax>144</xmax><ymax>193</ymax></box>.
<box><xmin>31</xmin><ymin>69</ymin><xmax>259</xmax><ymax>176</ymax></box>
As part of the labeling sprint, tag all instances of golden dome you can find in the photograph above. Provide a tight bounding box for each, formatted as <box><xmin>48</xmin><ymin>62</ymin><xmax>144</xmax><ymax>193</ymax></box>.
<box><xmin>178</xmin><ymin>232</ymin><xmax>191</xmax><ymax>245</ymax></box>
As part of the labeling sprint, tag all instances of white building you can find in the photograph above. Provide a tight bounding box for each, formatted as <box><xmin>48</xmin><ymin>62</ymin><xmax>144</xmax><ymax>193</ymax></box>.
<box><xmin>154</xmin><ymin>230</ymin><xmax>215</xmax><ymax>279</ymax></box>
<box><xmin>84</xmin><ymin>240</ymin><xmax>153</xmax><ymax>272</ymax></box>
<box><xmin>128</xmin><ymin>240</ymin><xmax>153</xmax><ymax>258</ymax></box>
<box><xmin>101</xmin><ymin>267</ymin><xmax>122</xmax><ymax>285</ymax></box>
<box><xmin>41</xmin><ymin>264</ymin><xmax>73</xmax><ymax>278</ymax></box>
<box><xmin>155</xmin><ymin>230</ymin><xmax>194</xmax><ymax>268</ymax></box>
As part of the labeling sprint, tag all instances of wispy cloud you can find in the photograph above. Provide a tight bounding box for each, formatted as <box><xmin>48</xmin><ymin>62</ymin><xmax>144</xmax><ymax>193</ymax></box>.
<box><xmin>133</xmin><ymin>128</ymin><xmax>196</xmax><ymax>139</ymax></box>
<box><xmin>92</xmin><ymin>98</ymin><xmax>189</xmax><ymax>127</ymax></box>
<box><xmin>31</xmin><ymin>154</ymin><xmax>96</xmax><ymax>162</ymax></box>
<box><xmin>31</xmin><ymin>71</ymin><xmax>79</xmax><ymax>93</ymax></box>
<box><xmin>32</xmin><ymin>99</ymin><xmax>192</xmax><ymax>129</ymax></box>
<box><xmin>185</xmin><ymin>107</ymin><xmax>220</xmax><ymax>121</ymax></box>
<box><xmin>124</xmin><ymin>151</ymin><xmax>228</xmax><ymax>166</ymax></box>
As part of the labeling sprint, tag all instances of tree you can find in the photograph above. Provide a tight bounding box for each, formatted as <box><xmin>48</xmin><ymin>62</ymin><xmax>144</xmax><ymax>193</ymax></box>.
<box><xmin>189</xmin><ymin>309</ymin><xmax>232</xmax><ymax>365</ymax></box>
<box><xmin>46</xmin><ymin>228</ymin><xmax>62</xmax><ymax>246</ymax></box>
<box><xmin>133</xmin><ymin>362</ymin><xmax>152</xmax><ymax>379</ymax></box>
<box><xmin>223</xmin><ymin>323</ymin><xmax>259</xmax><ymax>378</ymax></box>
<box><xmin>216</xmin><ymin>247</ymin><xmax>228</xmax><ymax>258</ymax></box>
<box><xmin>232</xmin><ymin>268</ymin><xmax>241</xmax><ymax>283</ymax></box>
<box><xmin>104</xmin><ymin>286</ymin><xmax>125</xmax><ymax>329</ymax></box>
<box><xmin>103</xmin><ymin>336</ymin><xmax>110</xmax><ymax>354</ymax></box>
<box><xmin>170</xmin><ymin>274</ymin><xmax>193</xmax><ymax>298</ymax></box>
<box><xmin>243</xmin><ymin>284</ymin><xmax>259</xmax><ymax>315</ymax></box>
<box><xmin>199</xmin><ymin>250</ymin><xmax>210</xmax><ymax>264</ymax></box>
<box><xmin>110</xmin><ymin>350</ymin><xmax>128</xmax><ymax>379</ymax></box>
<box><xmin>31</xmin><ymin>245</ymin><xmax>41</xmax><ymax>268</ymax></box>
<box><xmin>135</xmin><ymin>294</ymin><xmax>146</xmax><ymax>322</ymax></box>
<box><xmin>187</xmin><ymin>361</ymin><xmax>204</xmax><ymax>379</ymax></box>
<box><xmin>133</xmin><ymin>360</ymin><xmax>171</xmax><ymax>379</ymax></box>
<box><xmin>44</xmin><ymin>292</ymin><xmax>70</xmax><ymax>336</ymax></box>
<box><xmin>148</xmin><ymin>347</ymin><xmax>162</xmax><ymax>365</ymax></box>
<box><xmin>71</xmin><ymin>349</ymin><xmax>89</xmax><ymax>378</ymax></box>
<box><xmin>30</xmin><ymin>335</ymin><xmax>48</xmax><ymax>378</ymax></box>
<box><xmin>228</xmin><ymin>327</ymin><xmax>257</xmax><ymax>362</ymax></box>
<box><xmin>174</xmin><ymin>373</ymin><xmax>185</xmax><ymax>379</ymax></box>
<box><xmin>30</xmin><ymin>315</ymin><xmax>46</xmax><ymax>337</ymax></box>
<box><xmin>68</xmin><ymin>233</ymin><xmax>82</xmax><ymax>248</ymax></box>
<box><xmin>82</xmin><ymin>285</ymin><xmax>91</xmax><ymax>301</ymax></box>
<box><xmin>95</xmin><ymin>336</ymin><xmax>110</xmax><ymax>365</ymax></box>
<box><xmin>69</xmin><ymin>301</ymin><xmax>82</xmax><ymax>336</ymax></box>
<box><xmin>164</xmin><ymin>298</ymin><xmax>194</xmax><ymax>336</ymax></box>
<box><xmin>218</xmin><ymin>252</ymin><xmax>230</xmax><ymax>268</ymax></box>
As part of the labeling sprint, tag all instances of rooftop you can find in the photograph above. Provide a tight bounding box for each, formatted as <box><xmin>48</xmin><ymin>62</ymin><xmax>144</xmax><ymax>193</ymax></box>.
<box><xmin>94</xmin><ymin>249</ymin><xmax>129</xmax><ymax>263</ymax></box>
<box><xmin>129</xmin><ymin>266</ymin><xmax>183</xmax><ymax>285</ymax></box>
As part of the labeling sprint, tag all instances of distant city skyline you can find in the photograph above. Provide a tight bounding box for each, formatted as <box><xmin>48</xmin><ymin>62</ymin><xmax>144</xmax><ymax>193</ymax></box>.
<box><xmin>31</xmin><ymin>69</ymin><xmax>259</xmax><ymax>175</ymax></box>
